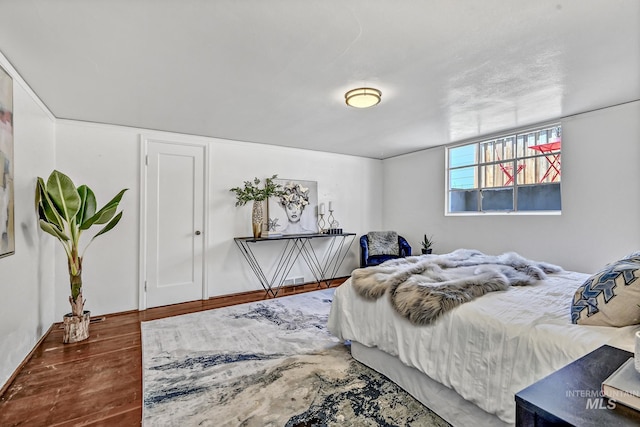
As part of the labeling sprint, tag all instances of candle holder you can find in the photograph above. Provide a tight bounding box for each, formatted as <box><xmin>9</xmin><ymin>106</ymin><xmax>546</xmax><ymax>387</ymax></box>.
<box><xmin>327</xmin><ymin>210</ymin><xmax>336</xmax><ymax>229</ymax></box>
<box><xmin>327</xmin><ymin>210</ymin><xmax>343</xmax><ymax>234</ymax></box>
<box><xmin>317</xmin><ymin>213</ymin><xmax>326</xmax><ymax>233</ymax></box>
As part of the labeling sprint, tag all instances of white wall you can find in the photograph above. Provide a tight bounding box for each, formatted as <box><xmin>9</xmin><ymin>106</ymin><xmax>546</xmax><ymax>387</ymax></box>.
<box><xmin>209</xmin><ymin>139</ymin><xmax>382</xmax><ymax>297</ymax></box>
<box><xmin>55</xmin><ymin>121</ymin><xmax>383</xmax><ymax>317</ymax></box>
<box><xmin>4</xmin><ymin>52</ymin><xmax>634</xmax><ymax>393</ymax></box>
<box><xmin>382</xmin><ymin>101</ymin><xmax>640</xmax><ymax>273</ymax></box>
<box><xmin>0</xmin><ymin>57</ymin><xmax>56</xmax><ymax>389</ymax></box>
<box><xmin>0</xmin><ymin>87</ymin><xmax>382</xmax><ymax>389</ymax></box>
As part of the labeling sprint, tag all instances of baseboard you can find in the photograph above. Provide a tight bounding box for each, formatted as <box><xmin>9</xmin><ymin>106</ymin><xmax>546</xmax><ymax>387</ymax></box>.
<box><xmin>0</xmin><ymin>322</ymin><xmax>55</xmax><ymax>398</ymax></box>
<box><xmin>205</xmin><ymin>277</ymin><xmax>348</xmax><ymax>300</ymax></box>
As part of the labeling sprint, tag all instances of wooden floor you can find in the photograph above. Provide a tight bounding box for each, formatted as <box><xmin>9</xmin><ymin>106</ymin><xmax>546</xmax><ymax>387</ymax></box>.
<box><xmin>0</xmin><ymin>280</ymin><xmax>345</xmax><ymax>426</ymax></box>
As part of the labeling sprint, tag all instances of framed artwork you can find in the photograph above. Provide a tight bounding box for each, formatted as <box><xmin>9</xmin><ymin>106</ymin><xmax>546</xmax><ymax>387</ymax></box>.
<box><xmin>268</xmin><ymin>179</ymin><xmax>318</xmax><ymax>235</ymax></box>
<box><xmin>0</xmin><ymin>64</ymin><xmax>13</xmax><ymax>258</ymax></box>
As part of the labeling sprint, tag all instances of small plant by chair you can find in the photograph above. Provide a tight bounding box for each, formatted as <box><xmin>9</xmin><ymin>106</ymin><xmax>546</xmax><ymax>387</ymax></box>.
<box><xmin>421</xmin><ymin>234</ymin><xmax>434</xmax><ymax>254</ymax></box>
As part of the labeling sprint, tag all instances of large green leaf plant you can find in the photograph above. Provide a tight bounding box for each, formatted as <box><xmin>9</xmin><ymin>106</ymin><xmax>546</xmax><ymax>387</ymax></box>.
<box><xmin>35</xmin><ymin>170</ymin><xmax>127</xmax><ymax>317</ymax></box>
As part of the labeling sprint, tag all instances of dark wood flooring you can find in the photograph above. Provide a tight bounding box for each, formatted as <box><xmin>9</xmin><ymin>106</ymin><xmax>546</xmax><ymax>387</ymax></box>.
<box><xmin>0</xmin><ymin>279</ymin><xmax>346</xmax><ymax>426</ymax></box>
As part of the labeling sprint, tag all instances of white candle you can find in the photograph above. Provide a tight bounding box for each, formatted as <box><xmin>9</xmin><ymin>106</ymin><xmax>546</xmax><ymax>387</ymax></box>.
<box><xmin>328</xmin><ymin>201</ymin><xmax>333</xmax><ymax>211</ymax></box>
<box><xmin>319</xmin><ymin>203</ymin><xmax>325</xmax><ymax>215</ymax></box>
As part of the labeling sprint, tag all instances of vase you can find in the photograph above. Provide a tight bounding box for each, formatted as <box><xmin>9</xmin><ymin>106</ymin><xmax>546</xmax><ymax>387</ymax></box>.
<box><xmin>251</xmin><ymin>200</ymin><xmax>263</xmax><ymax>238</ymax></box>
<box><xmin>63</xmin><ymin>310</ymin><xmax>91</xmax><ymax>343</ymax></box>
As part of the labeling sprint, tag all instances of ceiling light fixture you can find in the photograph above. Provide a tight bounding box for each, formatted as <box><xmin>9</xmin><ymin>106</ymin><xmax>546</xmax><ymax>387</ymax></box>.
<box><xmin>345</xmin><ymin>87</ymin><xmax>382</xmax><ymax>108</ymax></box>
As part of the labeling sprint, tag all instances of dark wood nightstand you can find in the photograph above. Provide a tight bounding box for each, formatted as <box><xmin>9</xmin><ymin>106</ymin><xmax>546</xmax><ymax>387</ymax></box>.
<box><xmin>515</xmin><ymin>345</ymin><xmax>640</xmax><ymax>426</ymax></box>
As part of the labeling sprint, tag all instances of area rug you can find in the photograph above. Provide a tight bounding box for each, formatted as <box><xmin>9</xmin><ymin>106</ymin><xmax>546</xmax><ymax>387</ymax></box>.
<box><xmin>141</xmin><ymin>288</ymin><xmax>450</xmax><ymax>426</ymax></box>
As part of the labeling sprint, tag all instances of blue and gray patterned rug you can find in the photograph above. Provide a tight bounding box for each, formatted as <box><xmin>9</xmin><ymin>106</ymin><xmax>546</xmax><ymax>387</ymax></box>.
<box><xmin>141</xmin><ymin>288</ymin><xmax>450</xmax><ymax>426</ymax></box>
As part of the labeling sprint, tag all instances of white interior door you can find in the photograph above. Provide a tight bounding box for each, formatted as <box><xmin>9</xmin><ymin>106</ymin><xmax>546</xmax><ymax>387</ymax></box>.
<box><xmin>143</xmin><ymin>139</ymin><xmax>206</xmax><ymax>308</ymax></box>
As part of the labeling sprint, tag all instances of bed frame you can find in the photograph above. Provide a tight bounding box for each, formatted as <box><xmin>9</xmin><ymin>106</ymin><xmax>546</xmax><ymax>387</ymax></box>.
<box><xmin>351</xmin><ymin>341</ymin><xmax>511</xmax><ymax>427</ymax></box>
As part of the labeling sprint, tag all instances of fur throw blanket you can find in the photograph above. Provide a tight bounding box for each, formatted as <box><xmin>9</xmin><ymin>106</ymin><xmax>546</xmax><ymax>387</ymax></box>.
<box><xmin>351</xmin><ymin>249</ymin><xmax>563</xmax><ymax>325</ymax></box>
<box><xmin>367</xmin><ymin>231</ymin><xmax>399</xmax><ymax>256</ymax></box>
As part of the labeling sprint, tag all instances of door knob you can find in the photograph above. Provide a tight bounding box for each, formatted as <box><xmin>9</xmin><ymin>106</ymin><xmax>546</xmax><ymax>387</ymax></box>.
<box><xmin>195</xmin><ymin>230</ymin><xmax>201</xmax><ymax>236</ymax></box>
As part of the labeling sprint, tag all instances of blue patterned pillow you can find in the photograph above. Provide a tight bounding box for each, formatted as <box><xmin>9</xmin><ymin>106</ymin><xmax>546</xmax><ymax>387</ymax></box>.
<box><xmin>622</xmin><ymin>251</ymin><xmax>640</xmax><ymax>261</ymax></box>
<box><xmin>571</xmin><ymin>258</ymin><xmax>640</xmax><ymax>327</ymax></box>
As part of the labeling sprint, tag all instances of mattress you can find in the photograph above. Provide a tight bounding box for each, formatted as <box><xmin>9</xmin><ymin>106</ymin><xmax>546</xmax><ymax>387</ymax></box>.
<box><xmin>328</xmin><ymin>270</ymin><xmax>638</xmax><ymax>424</ymax></box>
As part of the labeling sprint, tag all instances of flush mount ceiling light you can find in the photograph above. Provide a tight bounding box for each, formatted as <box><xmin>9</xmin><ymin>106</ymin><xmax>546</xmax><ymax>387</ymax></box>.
<box><xmin>345</xmin><ymin>87</ymin><xmax>381</xmax><ymax>108</ymax></box>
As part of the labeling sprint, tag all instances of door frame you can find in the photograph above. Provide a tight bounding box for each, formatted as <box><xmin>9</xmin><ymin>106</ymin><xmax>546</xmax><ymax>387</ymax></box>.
<box><xmin>138</xmin><ymin>134</ymin><xmax>210</xmax><ymax>310</ymax></box>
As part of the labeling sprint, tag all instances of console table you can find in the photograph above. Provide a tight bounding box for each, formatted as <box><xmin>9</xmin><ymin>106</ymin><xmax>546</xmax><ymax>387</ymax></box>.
<box><xmin>234</xmin><ymin>232</ymin><xmax>356</xmax><ymax>297</ymax></box>
<box><xmin>516</xmin><ymin>345</ymin><xmax>640</xmax><ymax>426</ymax></box>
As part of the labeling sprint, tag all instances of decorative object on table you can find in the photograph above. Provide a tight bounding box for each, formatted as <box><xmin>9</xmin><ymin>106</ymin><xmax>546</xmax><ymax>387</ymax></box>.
<box><xmin>325</xmin><ymin>201</ymin><xmax>343</xmax><ymax>234</ymax></box>
<box><xmin>327</xmin><ymin>201</ymin><xmax>336</xmax><ymax>227</ymax></box>
<box><xmin>230</xmin><ymin>174</ymin><xmax>284</xmax><ymax>238</ymax></box>
<box><xmin>317</xmin><ymin>215</ymin><xmax>326</xmax><ymax>233</ymax></box>
<box><xmin>35</xmin><ymin>170</ymin><xmax>127</xmax><ymax>343</ymax></box>
<box><xmin>265</xmin><ymin>217</ymin><xmax>282</xmax><ymax>237</ymax></box>
<box><xmin>267</xmin><ymin>217</ymin><xmax>280</xmax><ymax>232</ymax></box>
<box><xmin>0</xmin><ymin>64</ymin><xmax>14</xmax><ymax>258</ymax></box>
<box><xmin>267</xmin><ymin>178</ymin><xmax>318</xmax><ymax>235</ymax></box>
<box><xmin>421</xmin><ymin>234</ymin><xmax>435</xmax><ymax>254</ymax></box>
<box><xmin>602</xmin><ymin>357</ymin><xmax>640</xmax><ymax>411</ymax></box>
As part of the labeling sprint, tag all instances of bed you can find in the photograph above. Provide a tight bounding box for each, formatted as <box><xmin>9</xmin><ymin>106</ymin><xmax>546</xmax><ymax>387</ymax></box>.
<box><xmin>327</xmin><ymin>249</ymin><xmax>639</xmax><ymax>426</ymax></box>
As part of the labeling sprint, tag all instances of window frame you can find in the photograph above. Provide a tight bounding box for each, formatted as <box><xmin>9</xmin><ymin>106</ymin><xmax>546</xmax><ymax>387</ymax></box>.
<box><xmin>445</xmin><ymin>123</ymin><xmax>562</xmax><ymax>216</ymax></box>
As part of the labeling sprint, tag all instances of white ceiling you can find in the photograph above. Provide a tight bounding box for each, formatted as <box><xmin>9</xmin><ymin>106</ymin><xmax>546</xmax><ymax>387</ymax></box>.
<box><xmin>0</xmin><ymin>0</ymin><xmax>638</xmax><ymax>159</ymax></box>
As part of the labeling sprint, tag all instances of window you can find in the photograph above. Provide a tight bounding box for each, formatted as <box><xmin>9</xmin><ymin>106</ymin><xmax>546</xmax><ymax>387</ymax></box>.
<box><xmin>447</xmin><ymin>124</ymin><xmax>561</xmax><ymax>214</ymax></box>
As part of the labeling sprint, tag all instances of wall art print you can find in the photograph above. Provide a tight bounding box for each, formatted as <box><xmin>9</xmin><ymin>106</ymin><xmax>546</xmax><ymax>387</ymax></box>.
<box><xmin>0</xmin><ymin>64</ymin><xmax>13</xmax><ymax>258</ymax></box>
<box><xmin>268</xmin><ymin>179</ymin><xmax>318</xmax><ymax>235</ymax></box>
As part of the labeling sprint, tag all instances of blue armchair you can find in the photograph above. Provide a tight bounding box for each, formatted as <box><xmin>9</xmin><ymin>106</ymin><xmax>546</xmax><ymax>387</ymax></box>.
<box><xmin>360</xmin><ymin>232</ymin><xmax>412</xmax><ymax>268</ymax></box>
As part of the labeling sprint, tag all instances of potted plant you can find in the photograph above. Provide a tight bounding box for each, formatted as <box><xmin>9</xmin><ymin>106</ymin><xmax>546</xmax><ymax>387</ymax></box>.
<box><xmin>230</xmin><ymin>174</ymin><xmax>284</xmax><ymax>238</ymax></box>
<box><xmin>35</xmin><ymin>170</ymin><xmax>127</xmax><ymax>343</ymax></box>
<box><xmin>421</xmin><ymin>234</ymin><xmax>434</xmax><ymax>254</ymax></box>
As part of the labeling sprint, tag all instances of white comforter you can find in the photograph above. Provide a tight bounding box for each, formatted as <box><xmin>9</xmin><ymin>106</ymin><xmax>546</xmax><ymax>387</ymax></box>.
<box><xmin>328</xmin><ymin>270</ymin><xmax>638</xmax><ymax>424</ymax></box>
